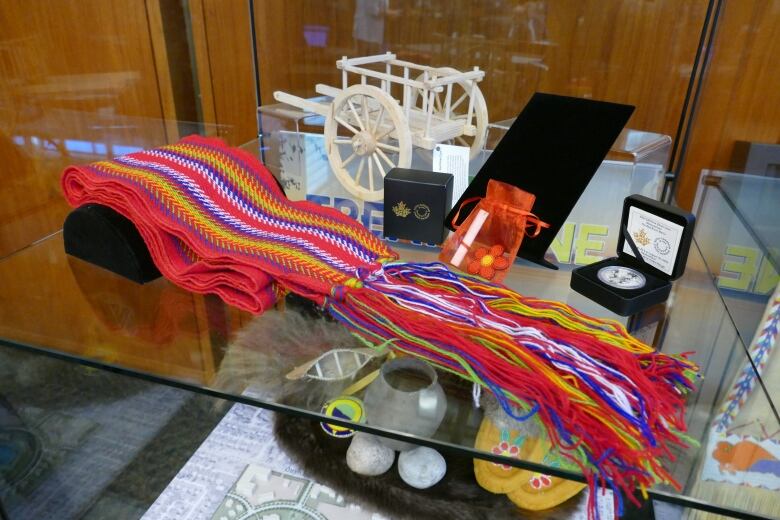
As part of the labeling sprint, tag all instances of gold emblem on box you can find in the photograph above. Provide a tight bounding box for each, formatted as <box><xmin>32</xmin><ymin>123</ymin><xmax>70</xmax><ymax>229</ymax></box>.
<box><xmin>633</xmin><ymin>229</ymin><xmax>650</xmax><ymax>247</ymax></box>
<box><xmin>414</xmin><ymin>203</ymin><xmax>431</xmax><ymax>220</ymax></box>
<box><xmin>392</xmin><ymin>201</ymin><xmax>412</xmax><ymax>218</ymax></box>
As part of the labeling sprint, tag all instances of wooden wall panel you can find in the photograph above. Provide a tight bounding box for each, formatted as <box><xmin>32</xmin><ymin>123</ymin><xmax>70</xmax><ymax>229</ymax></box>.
<box><xmin>253</xmin><ymin>1</ymin><xmax>353</xmax><ymax>107</ymax></box>
<box><xmin>251</xmin><ymin>0</ymin><xmax>780</xmax><ymax>211</ymax></box>
<box><xmin>146</xmin><ymin>0</ymin><xmax>182</xmax><ymax>140</ymax></box>
<box><xmin>254</xmin><ymin>0</ymin><xmax>708</xmax><ymax>139</ymax></box>
<box><xmin>190</xmin><ymin>0</ymin><xmax>258</xmax><ymax>145</ymax></box>
<box><xmin>0</xmin><ymin>0</ymin><xmax>169</xmax><ymax>258</ymax></box>
<box><xmin>0</xmin><ymin>1</ymin><xmax>221</xmax><ymax>381</ymax></box>
<box><xmin>0</xmin><ymin>1</ymin><xmax>167</xmax><ymax>120</ymax></box>
<box><xmin>675</xmin><ymin>0</ymin><xmax>780</xmax><ymax>208</ymax></box>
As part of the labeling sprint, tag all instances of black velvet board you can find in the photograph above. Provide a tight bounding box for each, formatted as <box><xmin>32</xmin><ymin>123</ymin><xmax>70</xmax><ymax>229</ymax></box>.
<box><xmin>61</xmin><ymin>175</ymin><xmax>288</xmax><ymax>284</ymax></box>
<box><xmin>446</xmin><ymin>93</ymin><xmax>634</xmax><ymax>269</ymax></box>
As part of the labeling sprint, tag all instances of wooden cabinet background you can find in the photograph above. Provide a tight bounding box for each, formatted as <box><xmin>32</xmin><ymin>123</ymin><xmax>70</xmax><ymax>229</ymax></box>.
<box><xmin>0</xmin><ymin>0</ymin><xmax>242</xmax><ymax>383</ymax></box>
<box><xmin>255</xmin><ymin>0</ymin><xmax>708</xmax><ymax>140</ymax></box>
<box><xmin>0</xmin><ymin>0</ymin><xmax>777</xmax><ymax>263</ymax></box>
<box><xmin>676</xmin><ymin>0</ymin><xmax>780</xmax><ymax>207</ymax></box>
<box><xmin>0</xmin><ymin>0</ymin><xmax>170</xmax><ymax>258</ymax></box>
<box><xmin>252</xmin><ymin>0</ymin><xmax>778</xmax><ymax>208</ymax></box>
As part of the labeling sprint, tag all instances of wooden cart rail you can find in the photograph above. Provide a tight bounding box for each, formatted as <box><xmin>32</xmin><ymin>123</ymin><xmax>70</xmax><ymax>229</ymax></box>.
<box><xmin>272</xmin><ymin>53</ymin><xmax>488</xmax><ymax>201</ymax></box>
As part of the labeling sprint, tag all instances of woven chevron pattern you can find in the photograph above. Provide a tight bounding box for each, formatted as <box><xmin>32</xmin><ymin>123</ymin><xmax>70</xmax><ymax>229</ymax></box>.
<box><xmin>62</xmin><ymin>135</ymin><xmax>396</xmax><ymax>312</ymax></box>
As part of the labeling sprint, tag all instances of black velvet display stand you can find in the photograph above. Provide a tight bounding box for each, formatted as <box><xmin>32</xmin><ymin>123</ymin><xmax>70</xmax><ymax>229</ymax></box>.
<box><xmin>447</xmin><ymin>93</ymin><xmax>635</xmax><ymax>269</ymax></box>
<box><xmin>63</xmin><ymin>204</ymin><xmax>161</xmax><ymax>284</ymax></box>
<box><xmin>62</xmin><ymin>171</ymin><xmax>287</xmax><ymax>283</ymax></box>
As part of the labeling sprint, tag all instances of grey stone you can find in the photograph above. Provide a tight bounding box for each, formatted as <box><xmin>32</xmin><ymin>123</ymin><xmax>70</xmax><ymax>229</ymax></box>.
<box><xmin>397</xmin><ymin>447</ymin><xmax>446</xmax><ymax>489</ymax></box>
<box><xmin>346</xmin><ymin>433</ymin><xmax>395</xmax><ymax>476</ymax></box>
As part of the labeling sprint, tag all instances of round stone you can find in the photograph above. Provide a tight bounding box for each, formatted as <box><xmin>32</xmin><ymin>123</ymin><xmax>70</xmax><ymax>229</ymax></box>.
<box><xmin>346</xmin><ymin>433</ymin><xmax>395</xmax><ymax>476</ymax></box>
<box><xmin>397</xmin><ymin>447</ymin><xmax>446</xmax><ymax>489</ymax></box>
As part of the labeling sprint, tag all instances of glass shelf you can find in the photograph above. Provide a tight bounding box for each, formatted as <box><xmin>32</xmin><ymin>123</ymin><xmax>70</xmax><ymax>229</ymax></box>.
<box><xmin>694</xmin><ymin>171</ymin><xmax>780</xmax><ymax>390</ymax></box>
<box><xmin>0</xmin><ymin>150</ymin><xmax>777</xmax><ymax>519</ymax></box>
<box><xmin>696</xmin><ymin>171</ymin><xmax>780</xmax><ymax>275</ymax></box>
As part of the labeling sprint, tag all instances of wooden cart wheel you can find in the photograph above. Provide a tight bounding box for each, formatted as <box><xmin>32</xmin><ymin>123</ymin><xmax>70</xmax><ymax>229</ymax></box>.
<box><xmin>324</xmin><ymin>84</ymin><xmax>412</xmax><ymax>202</ymax></box>
<box><xmin>411</xmin><ymin>67</ymin><xmax>489</xmax><ymax>160</ymax></box>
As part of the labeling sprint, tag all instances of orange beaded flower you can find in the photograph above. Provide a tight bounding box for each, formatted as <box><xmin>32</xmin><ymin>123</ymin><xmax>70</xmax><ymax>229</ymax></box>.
<box><xmin>467</xmin><ymin>244</ymin><xmax>510</xmax><ymax>280</ymax></box>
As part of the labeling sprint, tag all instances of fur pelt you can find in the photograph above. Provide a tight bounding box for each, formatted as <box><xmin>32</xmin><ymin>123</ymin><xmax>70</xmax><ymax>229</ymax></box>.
<box><xmin>274</xmin><ymin>393</ymin><xmax>595</xmax><ymax>520</ymax></box>
<box><xmin>216</xmin><ymin>305</ymin><xmax>593</xmax><ymax>520</ymax></box>
<box><xmin>213</xmin><ymin>297</ymin><xmax>363</xmax><ymax>399</ymax></box>
<box><xmin>273</xmin><ymin>397</ymin><xmax>521</xmax><ymax>520</ymax></box>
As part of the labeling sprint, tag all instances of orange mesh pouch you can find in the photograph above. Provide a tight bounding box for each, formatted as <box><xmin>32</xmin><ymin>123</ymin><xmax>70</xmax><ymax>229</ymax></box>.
<box><xmin>438</xmin><ymin>180</ymin><xmax>548</xmax><ymax>283</ymax></box>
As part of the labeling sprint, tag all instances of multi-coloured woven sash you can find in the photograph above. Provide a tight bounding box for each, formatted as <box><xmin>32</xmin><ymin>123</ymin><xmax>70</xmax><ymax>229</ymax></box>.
<box><xmin>62</xmin><ymin>136</ymin><xmax>698</xmax><ymax>517</ymax></box>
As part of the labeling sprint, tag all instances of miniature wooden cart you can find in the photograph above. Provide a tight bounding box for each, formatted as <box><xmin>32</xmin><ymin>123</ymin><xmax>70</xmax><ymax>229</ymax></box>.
<box><xmin>274</xmin><ymin>52</ymin><xmax>488</xmax><ymax>201</ymax></box>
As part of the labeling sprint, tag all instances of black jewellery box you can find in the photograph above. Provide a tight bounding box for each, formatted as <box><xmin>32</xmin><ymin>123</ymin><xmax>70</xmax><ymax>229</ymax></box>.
<box><xmin>383</xmin><ymin>168</ymin><xmax>453</xmax><ymax>245</ymax></box>
<box><xmin>570</xmin><ymin>195</ymin><xmax>695</xmax><ymax>317</ymax></box>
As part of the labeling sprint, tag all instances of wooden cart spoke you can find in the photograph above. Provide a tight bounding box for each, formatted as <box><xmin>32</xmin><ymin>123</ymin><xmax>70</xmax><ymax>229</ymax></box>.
<box><xmin>376</xmin><ymin>142</ymin><xmax>400</xmax><ymax>152</ymax></box>
<box><xmin>368</xmin><ymin>158</ymin><xmax>374</xmax><ymax>191</ymax></box>
<box><xmin>334</xmin><ymin>116</ymin><xmax>360</xmax><ymax>135</ymax></box>
<box><xmin>371</xmin><ymin>105</ymin><xmax>385</xmax><ymax>134</ymax></box>
<box><xmin>375</xmin><ymin>126</ymin><xmax>395</xmax><ymax>141</ymax></box>
<box><xmin>347</xmin><ymin>99</ymin><xmax>366</xmax><ymax>132</ymax></box>
<box><xmin>372</xmin><ymin>153</ymin><xmax>385</xmax><ymax>178</ymax></box>
<box><xmin>376</xmin><ymin>147</ymin><xmax>395</xmax><ymax>168</ymax></box>
<box><xmin>361</xmin><ymin>95</ymin><xmax>371</xmax><ymax>129</ymax></box>
<box><xmin>342</xmin><ymin>152</ymin><xmax>358</xmax><ymax>168</ymax></box>
<box><xmin>435</xmin><ymin>93</ymin><xmax>443</xmax><ymax>112</ymax></box>
<box><xmin>450</xmin><ymin>92</ymin><xmax>468</xmax><ymax>112</ymax></box>
<box><xmin>355</xmin><ymin>157</ymin><xmax>366</xmax><ymax>183</ymax></box>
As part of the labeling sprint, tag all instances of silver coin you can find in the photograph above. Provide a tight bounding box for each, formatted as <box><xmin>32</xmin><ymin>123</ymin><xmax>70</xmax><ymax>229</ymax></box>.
<box><xmin>597</xmin><ymin>265</ymin><xmax>646</xmax><ymax>290</ymax></box>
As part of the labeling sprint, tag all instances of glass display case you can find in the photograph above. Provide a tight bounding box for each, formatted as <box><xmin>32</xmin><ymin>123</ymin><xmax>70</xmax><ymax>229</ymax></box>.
<box><xmin>0</xmin><ymin>132</ymin><xmax>777</xmax><ymax>520</ymax></box>
<box><xmin>693</xmin><ymin>170</ymin><xmax>780</xmax><ymax>376</ymax></box>
<box><xmin>1</xmin><ymin>2</ymin><xmax>778</xmax><ymax>520</ymax></box>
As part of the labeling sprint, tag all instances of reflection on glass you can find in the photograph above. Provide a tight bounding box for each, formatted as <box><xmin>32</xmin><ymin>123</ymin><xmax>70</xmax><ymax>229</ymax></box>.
<box><xmin>0</xmin><ymin>1</ymin><xmax>207</xmax><ymax>258</ymax></box>
<box><xmin>353</xmin><ymin>0</ymin><xmax>390</xmax><ymax>55</ymax></box>
<box><xmin>256</xmin><ymin>0</ymin><xmax>709</xmax><ymax>139</ymax></box>
<box><xmin>694</xmin><ymin>170</ymin><xmax>779</xmax><ymax>358</ymax></box>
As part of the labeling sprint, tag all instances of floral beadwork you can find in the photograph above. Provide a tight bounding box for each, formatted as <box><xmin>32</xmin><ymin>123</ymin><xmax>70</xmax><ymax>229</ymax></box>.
<box><xmin>526</xmin><ymin>446</ymin><xmax>579</xmax><ymax>491</ymax></box>
<box><xmin>491</xmin><ymin>429</ymin><xmax>524</xmax><ymax>470</ymax></box>
<box><xmin>529</xmin><ymin>473</ymin><xmax>553</xmax><ymax>489</ymax></box>
<box><xmin>467</xmin><ymin>244</ymin><xmax>510</xmax><ymax>280</ymax></box>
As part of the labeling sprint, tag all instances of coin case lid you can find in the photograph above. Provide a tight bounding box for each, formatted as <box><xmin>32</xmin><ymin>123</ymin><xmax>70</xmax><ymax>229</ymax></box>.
<box><xmin>616</xmin><ymin>195</ymin><xmax>696</xmax><ymax>283</ymax></box>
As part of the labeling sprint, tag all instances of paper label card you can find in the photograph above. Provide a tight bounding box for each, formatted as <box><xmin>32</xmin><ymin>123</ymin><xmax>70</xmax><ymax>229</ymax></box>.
<box><xmin>433</xmin><ymin>143</ymin><xmax>470</xmax><ymax>202</ymax></box>
<box><xmin>622</xmin><ymin>206</ymin><xmax>683</xmax><ymax>276</ymax></box>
